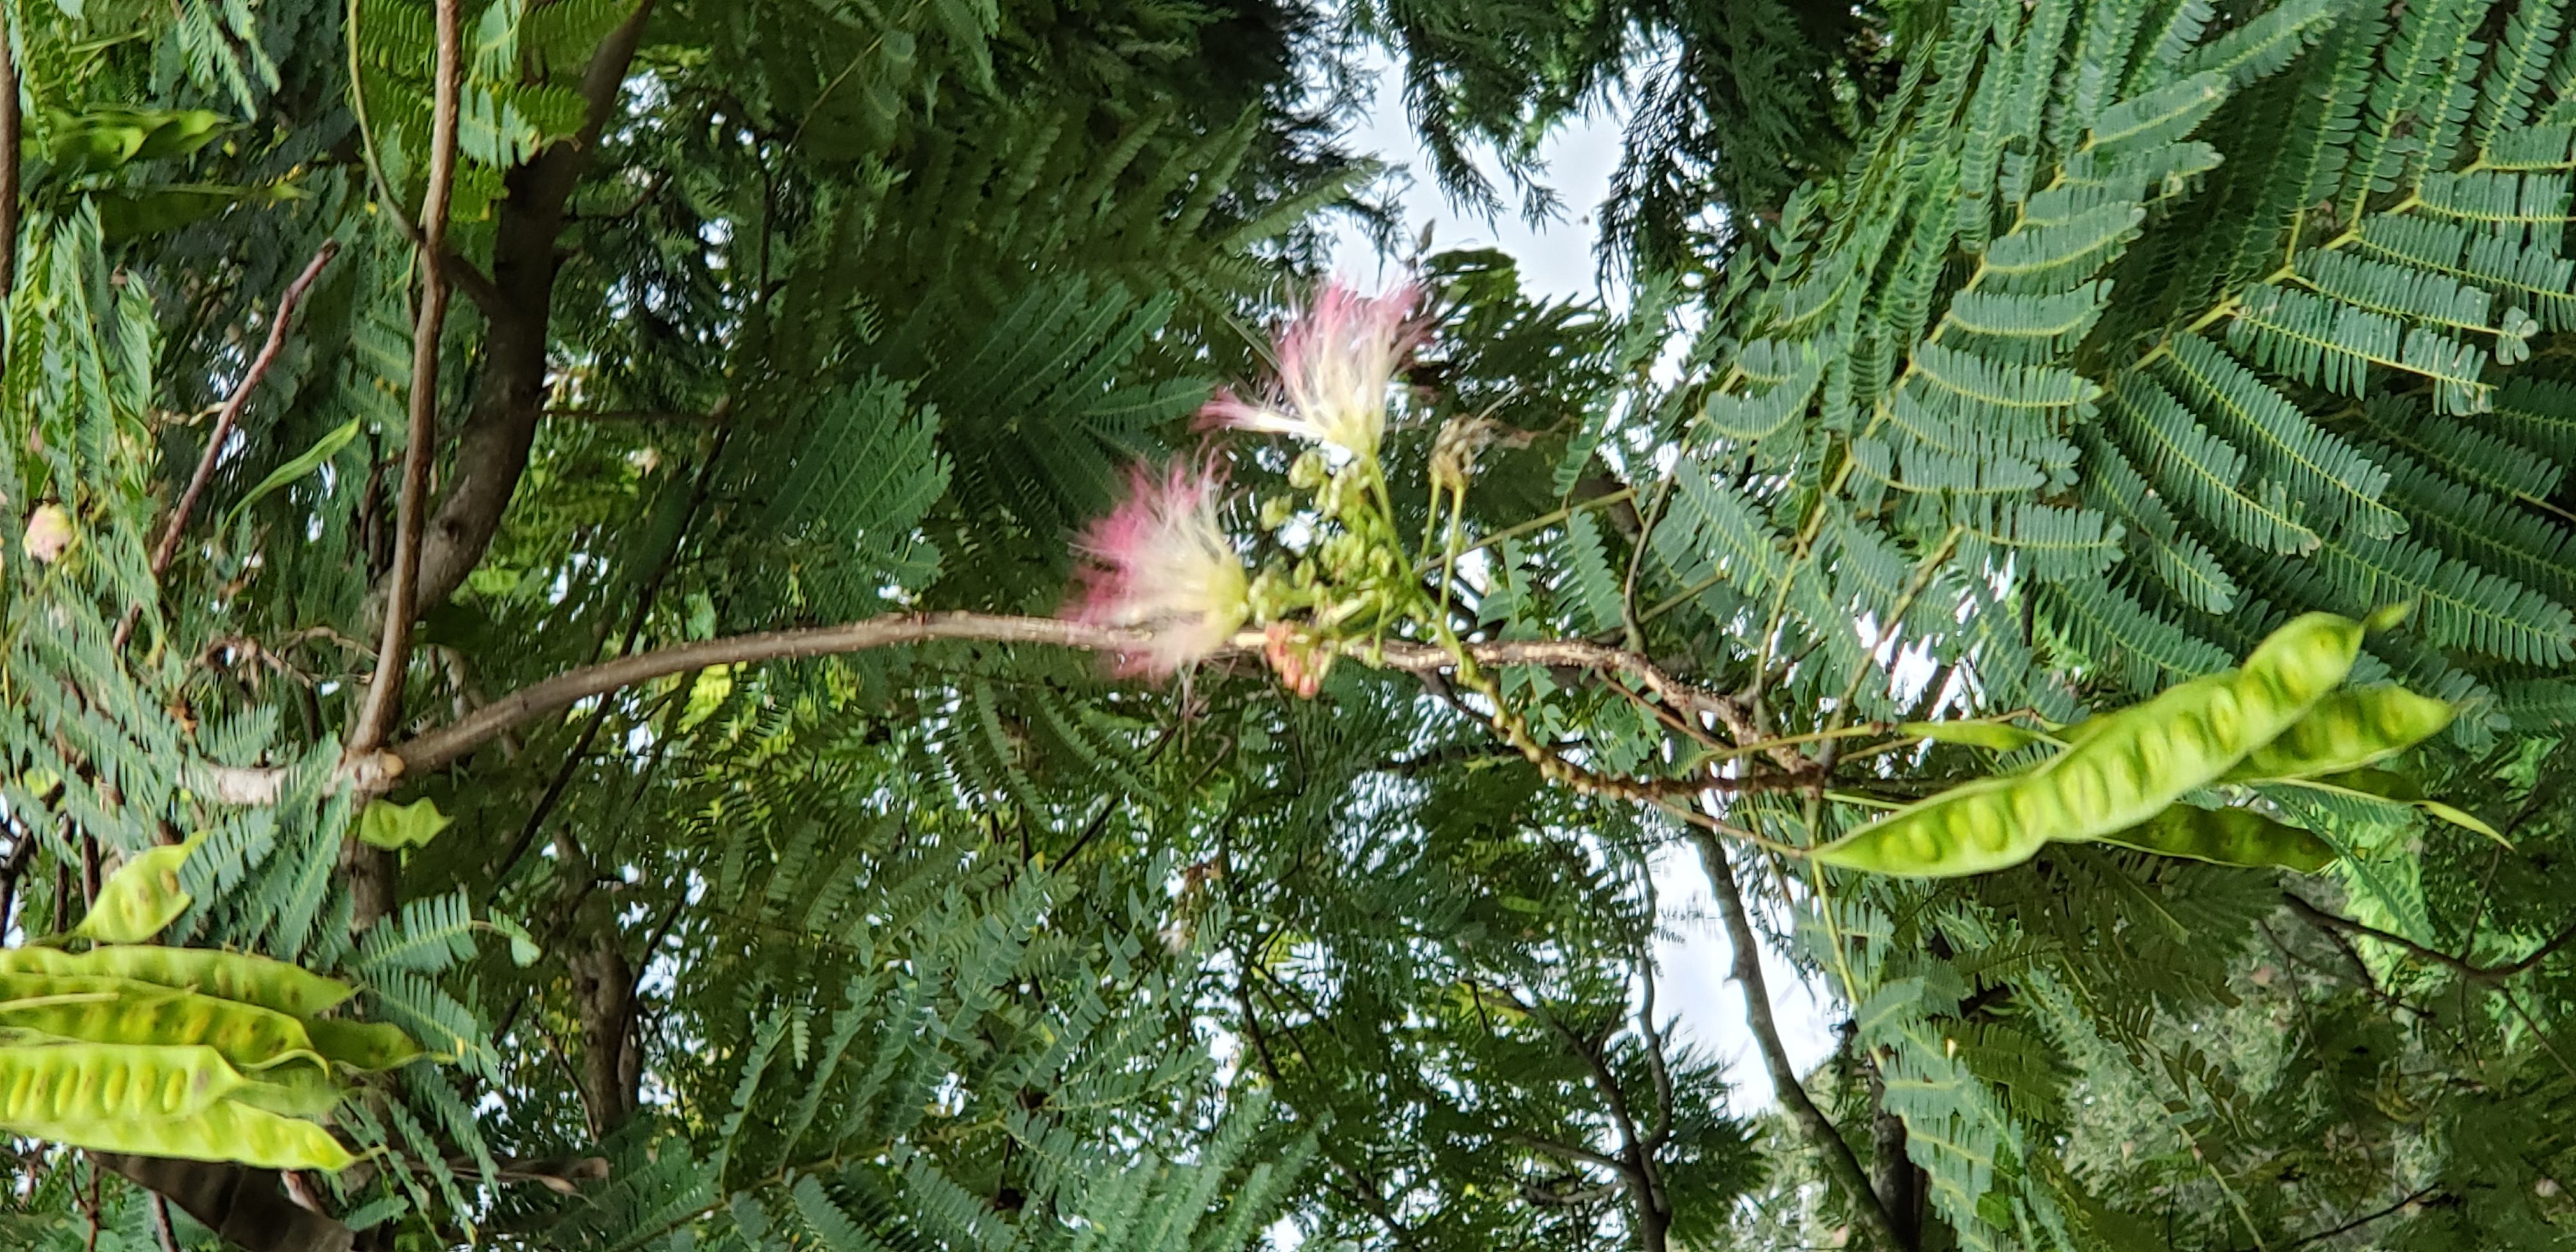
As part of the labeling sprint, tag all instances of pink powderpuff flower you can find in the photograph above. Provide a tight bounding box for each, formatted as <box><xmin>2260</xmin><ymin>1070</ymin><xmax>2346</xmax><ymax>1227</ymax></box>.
<box><xmin>1072</xmin><ymin>460</ymin><xmax>1250</xmax><ymax>677</ymax></box>
<box><xmin>1202</xmin><ymin>279</ymin><xmax>1425</xmax><ymax>459</ymax></box>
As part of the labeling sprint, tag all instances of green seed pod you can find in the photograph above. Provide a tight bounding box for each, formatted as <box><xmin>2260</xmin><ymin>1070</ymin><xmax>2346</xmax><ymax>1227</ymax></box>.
<box><xmin>2239</xmin><ymin>612</ymin><xmax>2366</xmax><ymax>710</ymax></box>
<box><xmin>0</xmin><ymin>1042</ymin><xmax>243</xmax><ymax>1122</ymax></box>
<box><xmin>2096</xmin><ymin>805</ymin><xmax>2336</xmax><ymax>873</ymax></box>
<box><xmin>229</xmin><ymin>1061</ymin><xmax>343</xmax><ymax>1120</ymax></box>
<box><xmin>1811</xmin><ymin>779</ymin><xmax>2042</xmax><ymax>877</ymax></box>
<box><xmin>8</xmin><ymin>1097</ymin><xmax>357</xmax><ymax>1172</ymax></box>
<box><xmin>0</xmin><ymin>973</ymin><xmax>324</xmax><ymax>1071</ymax></box>
<box><xmin>2221</xmin><ymin>687</ymin><xmax>2456</xmax><ymax>782</ymax></box>
<box><xmin>0</xmin><ymin>947</ymin><xmax>354</xmax><ymax>1018</ymax></box>
<box><xmin>302</xmin><ymin>1016</ymin><xmax>425</xmax><ymax>1072</ymax></box>
<box><xmin>1816</xmin><ymin>615</ymin><xmax>2359</xmax><ymax>877</ymax></box>
<box><xmin>74</xmin><ymin>834</ymin><xmax>206</xmax><ymax>944</ymax></box>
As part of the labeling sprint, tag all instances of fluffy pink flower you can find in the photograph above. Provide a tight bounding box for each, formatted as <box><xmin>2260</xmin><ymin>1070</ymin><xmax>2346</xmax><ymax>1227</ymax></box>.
<box><xmin>1202</xmin><ymin>279</ymin><xmax>1425</xmax><ymax>459</ymax></box>
<box><xmin>1072</xmin><ymin>461</ymin><xmax>1250</xmax><ymax>676</ymax></box>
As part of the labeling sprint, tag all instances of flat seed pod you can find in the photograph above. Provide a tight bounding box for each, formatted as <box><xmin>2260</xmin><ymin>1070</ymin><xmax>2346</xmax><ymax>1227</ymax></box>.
<box><xmin>2239</xmin><ymin>612</ymin><xmax>2366</xmax><ymax>708</ymax></box>
<box><xmin>2096</xmin><ymin>805</ymin><xmax>2336</xmax><ymax>872</ymax></box>
<box><xmin>302</xmin><ymin>1016</ymin><xmax>425</xmax><ymax>1071</ymax></box>
<box><xmin>2223</xmin><ymin>687</ymin><xmax>2456</xmax><ymax>782</ymax></box>
<box><xmin>73</xmin><ymin>834</ymin><xmax>205</xmax><ymax>944</ymax></box>
<box><xmin>6</xmin><ymin>1097</ymin><xmax>357</xmax><ymax>1171</ymax></box>
<box><xmin>0</xmin><ymin>1042</ymin><xmax>243</xmax><ymax>1122</ymax></box>
<box><xmin>1811</xmin><ymin>779</ymin><xmax>2045</xmax><ymax>876</ymax></box>
<box><xmin>0</xmin><ymin>947</ymin><xmax>354</xmax><ymax>1017</ymax></box>
<box><xmin>0</xmin><ymin>973</ymin><xmax>323</xmax><ymax>1071</ymax></box>
<box><xmin>229</xmin><ymin>1061</ymin><xmax>342</xmax><ymax>1119</ymax></box>
<box><xmin>1816</xmin><ymin>615</ymin><xmax>2361</xmax><ymax>877</ymax></box>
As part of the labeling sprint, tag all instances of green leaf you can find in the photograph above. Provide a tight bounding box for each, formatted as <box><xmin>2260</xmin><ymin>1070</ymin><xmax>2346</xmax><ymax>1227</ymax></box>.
<box><xmin>223</xmin><ymin>418</ymin><xmax>363</xmax><ymax>534</ymax></box>
<box><xmin>1899</xmin><ymin>720</ymin><xmax>2053</xmax><ymax>752</ymax></box>
<box><xmin>489</xmin><ymin>910</ymin><xmax>542</xmax><ymax>968</ymax></box>
<box><xmin>358</xmin><ymin>798</ymin><xmax>453</xmax><ymax>851</ymax></box>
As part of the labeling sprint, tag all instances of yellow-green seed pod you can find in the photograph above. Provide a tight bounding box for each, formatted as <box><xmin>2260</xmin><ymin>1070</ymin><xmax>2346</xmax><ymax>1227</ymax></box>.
<box><xmin>1816</xmin><ymin>615</ymin><xmax>2360</xmax><ymax>877</ymax></box>
<box><xmin>302</xmin><ymin>1017</ymin><xmax>425</xmax><ymax>1072</ymax></box>
<box><xmin>73</xmin><ymin>834</ymin><xmax>205</xmax><ymax>944</ymax></box>
<box><xmin>0</xmin><ymin>947</ymin><xmax>354</xmax><ymax>1018</ymax></box>
<box><xmin>0</xmin><ymin>973</ymin><xmax>323</xmax><ymax>1071</ymax></box>
<box><xmin>0</xmin><ymin>1042</ymin><xmax>243</xmax><ymax>1122</ymax></box>
<box><xmin>7</xmin><ymin>1097</ymin><xmax>357</xmax><ymax>1172</ymax></box>
<box><xmin>1811</xmin><ymin>779</ymin><xmax>2044</xmax><ymax>877</ymax></box>
<box><xmin>2096</xmin><ymin>805</ymin><xmax>2336</xmax><ymax>872</ymax></box>
<box><xmin>2221</xmin><ymin>687</ymin><xmax>2456</xmax><ymax>782</ymax></box>
<box><xmin>230</xmin><ymin>1061</ymin><xmax>342</xmax><ymax>1120</ymax></box>
<box><xmin>2239</xmin><ymin>612</ymin><xmax>2366</xmax><ymax>709</ymax></box>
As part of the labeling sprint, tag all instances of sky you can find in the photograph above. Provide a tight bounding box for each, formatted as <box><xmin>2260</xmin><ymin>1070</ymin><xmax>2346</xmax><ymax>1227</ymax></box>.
<box><xmin>1322</xmin><ymin>57</ymin><xmax>1842</xmax><ymax>1114</ymax></box>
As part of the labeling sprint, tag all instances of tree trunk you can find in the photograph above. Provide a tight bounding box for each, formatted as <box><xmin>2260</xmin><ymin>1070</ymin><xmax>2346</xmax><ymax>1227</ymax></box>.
<box><xmin>386</xmin><ymin>2</ymin><xmax>658</xmax><ymax>622</ymax></box>
<box><xmin>1867</xmin><ymin>1055</ymin><xmax>1922</xmax><ymax>1250</ymax></box>
<box><xmin>92</xmin><ymin>1155</ymin><xmax>352</xmax><ymax>1252</ymax></box>
<box><xmin>570</xmin><ymin>929</ymin><xmax>640</xmax><ymax>1136</ymax></box>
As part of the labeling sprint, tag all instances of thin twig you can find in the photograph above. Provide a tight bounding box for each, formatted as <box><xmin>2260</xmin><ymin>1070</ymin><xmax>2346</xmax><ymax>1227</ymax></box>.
<box><xmin>2283</xmin><ymin>1187</ymin><xmax>2436</xmax><ymax>1249</ymax></box>
<box><xmin>484</xmin><ymin>424</ymin><xmax>733</xmax><ymax>896</ymax></box>
<box><xmin>142</xmin><ymin>242</ymin><xmax>341</xmax><ymax>580</ymax></box>
<box><xmin>2282</xmin><ymin>892</ymin><xmax>2576</xmax><ymax>985</ymax></box>
<box><xmin>349</xmin><ymin>0</ymin><xmax>464</xmax><ymax>756</ymax></box>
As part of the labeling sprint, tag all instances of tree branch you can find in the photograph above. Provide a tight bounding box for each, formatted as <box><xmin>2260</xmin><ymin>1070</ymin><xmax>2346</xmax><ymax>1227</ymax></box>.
<box><xmin>348</xmin><ymin>0</ymin><xmax>463</xmax><ymax>758</ymax></box>
<box><xmin>397</xmin><ymin>0</ymin><xmax>657</xmax><ymax>621</ymax></box>
<box><xmin>0</xmin><ymin>12</ymin><xmax>19</xmax><ymax>311</ymax></box>
<box><xmin>2282</xmin><ymin>892</ymin><xmax>2576</xmax><ymax>986</ymax></box>
<box><xmin>199</xmin><ymin>614</ymin><xmax>1781</xmax><ymax>809</ymax></box>
<box><xmin>1695</xmin><ymin>834</ymin><xmax>1910</xmax><ymax>1251</ymax></box>
<box><xmin>1503</xmin><ymin>1131</ymin><xmax>1634</xmax><ymax>1176</ymax></box>
<box><xmin>144</xmin><ymin>241</ymin><xmax>341</xmax><ymax>581</ymax></box>
<box><xmin>2283</xmin><ymin>1186</ymin><xmax>2439</xmax><ymax>1249</ymax></box>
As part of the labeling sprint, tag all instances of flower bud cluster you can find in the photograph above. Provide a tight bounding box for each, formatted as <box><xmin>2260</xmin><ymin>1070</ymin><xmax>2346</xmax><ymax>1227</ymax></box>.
<box><xmin>1064</xmin><ymin>277</ymin><xmax>1438</xmax><ymax>693</ymax></box>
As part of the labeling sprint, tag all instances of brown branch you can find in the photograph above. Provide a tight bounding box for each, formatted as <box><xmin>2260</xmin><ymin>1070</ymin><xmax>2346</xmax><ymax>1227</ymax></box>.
<box><xmin>349</xmin><ymin>0</ymin><xmax>464</xmax><ymax>757</ymax></box>
<box><xmin>396</xmin><ymin>615</ymin><xmax>1156</xmax><ymax>775</ymax></box>
<box><xmin>1503</xmin><ymin>1131</ymin><xmax>1634</xmax><ymax>1177</ymax></box>
<box><xmin>144</xmin><ymin>242</ymin><xmax>341</xmax><ymax>581</ymax></box>
<box><xmin>398</xmin><ymin>0</ymin><xmax>657</xmax><ymax>622</ymax></box>
<box><xmin>2283</xmin><ymin>1187</ymin><xmax>2439</xmax><ymax>1249</ymax></box>
<box><xmin>1696</xmin><ymin>834</ymin><xmax>1909</xmax><ymax>1252</ymax></box>
<box><xmin>200</xmin><ymin>615</ymin><xmax>1780</xmax><ymax>816</ymax></box>
<box><xmin>2282</xmin><ymin>892</ymin><xmax>2576</xmax><ymax>986</ymax></box>
<box><xmin>544</xmin><ymin>408</ymin><xmax>726</xmax><ymax>424</ymax></box>
<box><xmin>0</xmin><ymin>14</ymin><xmax>19</xmax><ymax>310</ymax></box>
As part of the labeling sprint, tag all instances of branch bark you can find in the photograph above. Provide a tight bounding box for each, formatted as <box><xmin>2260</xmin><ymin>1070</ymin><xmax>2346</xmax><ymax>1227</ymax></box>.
<box><xmin>1694</xmin><ymin>834</ymin><xmax>1910</xmax><ymax>1251</ymax></box>
<box><xmin>142</xmin><ymin>241</ymin><xmax>341</xmax><ymax>579</ymax></box>
<box><xmin>196</xmin><ymin>613</ymin><xmax>1777</xmax><ymax>802</ymax></box>
<box><xmin>349</xmin><ymin>0</ymin><xmax>464</xmax><ymax>758</ymax></box>
<box><xmin>2282</xmin><ymin>892</ymin><xmax>2576</xmax><ymax>985</ymax></box>
<box><xmin>391</xmin><ymin>0</ymin><xmax>657</xmax><ymax>622</ymax></box>
<box><xmin>1865</xmin><ymin>1055</ymin><xmax>1920</xmax><ymax>1249</ymax></box>
<box><xmin>0</xmin><ymin>10</ymin><xmax>19</xmax><ymax>310</ymax></box>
